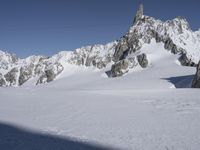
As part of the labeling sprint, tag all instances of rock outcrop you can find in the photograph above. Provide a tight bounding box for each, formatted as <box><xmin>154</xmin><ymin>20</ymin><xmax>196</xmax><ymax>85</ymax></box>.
<box><xmin>107</xmin><ymin>4</ymin><xmax>200</xmax><ymax>77</ymax></box>
<box><xmin>69</xmin><ymin>43</ymin><xmax>116</xmax><ymax>69</ymax></box>
<box><xmin>37</xmin><ymin>62</ymin><xmax>64</xmax><ymax>84</ymax></box>
<box><xmin>192</xmin><ymin>61</ymin><xmax>200</xmax><ymax>88</ymax></box>
<box><xmin>110</xmin><ymin>59</ymin><xmax>129</xmax><ymax>77</ymax></box>
<box><xmin>4</xmin><ymin>68</ymin><xmax>19</xmax><ymax>86</ymax></box>
<box><xmin>133</xmin><ymin>4</ymin><xmax>144</xmax><ymax>24</ymax></box>
<box><xmin>19</xmin><ymin>64</ymin><xmax>34</xmax><ymax>86</ymax></box>
<box><xmin>137</xmin><ymin>53</ymin><xmax>148</xmax><ymax>68</ymax></box>
<box><xmin>0</xmin><ymin>42</ymin><xmax>116</xmax><ymax>86</ymax></box>
<box><xmin>0</xmin><ymin>4</ymin><xmax>200</xmax><ymax>86</ymax></box>
<box><xmin>110</xmin><ymin>57</ymin><xmax>138</xmax><ymax>77</ymax></box>
<box><xmin>0</xmin><ymin>73</ymin><xmax>6</xmax><ymax>86</ymax></box>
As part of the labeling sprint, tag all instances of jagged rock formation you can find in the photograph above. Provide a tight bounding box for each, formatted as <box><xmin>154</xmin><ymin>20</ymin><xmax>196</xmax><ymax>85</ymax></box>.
<box><xmin>109</xmin><ymin>5</ymin><xmax>200</xmax><ymax>77</ymax></box>
<box><xmin>0</xmin><ymin>51</ymin><xmax>18</xmax><ymax>71</ymax></box>
<box><xmin>36</xmin><ymin>62</ymin><xmax>64</xmax><ymax>85</ymax></box>
<box><xmin>137</xmin><ymin>53</ymin><xmax>148</xmax><ymax>68</ymax></box>
<box><xmin>4</xmin><ymin>67</ymin><xmax>19</xmax><ymax>86</ymax></box>
<box><xmin>0</xmin><ymin>53</ymin><xmax>66</xmax><ymax>86</ymax></box>
<box><xmin>68</xmin><ymin>43</ymin><xmax>116</xmax><ymax>69</ymax></box>
<box><xmin>110</xmin><ymin>57</ymin><xmax>138</xmax><ymax>77</ymax></box>
<box><xmin>133</xmin><ymin>4</ymin><xmax>144</xmax><ymax>24</ymax></box>
<box><xmin>0</xmin><ymin>4</ymin><xmax>200</xmax><ymax>86</ymax></box>
<box><xmin>192</xmin><ymin>61</ymin><xmax>200</xmax><ymax>88</ymax></box>
<box><xmin>0</xmin><ymin>73</ymin><xmax>6</xmax><ymax>86</ymax></box>
<box><xmin>0</xmin><ymin>42</ymin><xmax>116</xmax><ymax>86</ymax></box>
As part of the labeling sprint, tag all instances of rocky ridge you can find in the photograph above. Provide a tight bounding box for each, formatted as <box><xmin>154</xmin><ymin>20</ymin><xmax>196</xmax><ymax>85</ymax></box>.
<box><xmin>0</xmin><ymin>4</ymin><xmax>200</xmax><ymax>87</ymax></box>
<box><xmin>0</xmin><ymin>42</ymin><xmax>116</xmax><ymax>86</ymax></box>
<box><xmin>110</xmin><ymin>4</ymin><xmax>200</xmax><ymax>77</ymax></box>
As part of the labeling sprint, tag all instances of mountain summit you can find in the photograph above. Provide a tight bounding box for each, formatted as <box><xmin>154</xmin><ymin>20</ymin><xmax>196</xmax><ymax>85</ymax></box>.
<box><xmin>0</xmin><ymin>4</ymin><xmax>200</xmax><ymax>87</ymax></box>
<box><xmin>133</xmin><ymin>4</ymin><xmax>144</xmax><ymax>24</ymax></box>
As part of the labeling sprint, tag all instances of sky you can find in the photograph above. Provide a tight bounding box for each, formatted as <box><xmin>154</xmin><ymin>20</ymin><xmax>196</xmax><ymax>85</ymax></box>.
<box><xmin>0</xmin><ymin>0</ymin><xmax>199</xmax><ymax>58</ymax></box>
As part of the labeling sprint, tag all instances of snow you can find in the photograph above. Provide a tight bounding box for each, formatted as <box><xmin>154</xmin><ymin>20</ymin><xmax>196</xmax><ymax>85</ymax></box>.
<box><xmin>129</xmin><ymin>16</ymin><xmax>200</xmax><ymax>64</ymax></box>
<box><xmin>0</xmin><ymin>40</ymin><xmax>200</xmax><ymax>150</ymax></box>
<box><xmin>1</xmin><ymin>9</ymin><xmax>200</xmax><ymax>150</ymax></box>
<box><xmin>0</xmin><ymin>87</ymin><xmax>200</xmax><ymax>150</ymax></box>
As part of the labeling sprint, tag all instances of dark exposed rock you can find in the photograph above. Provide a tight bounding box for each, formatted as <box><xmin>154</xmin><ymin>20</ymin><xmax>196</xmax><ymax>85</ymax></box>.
<box><xmin>113</xmin><ymin>34</ymin><xmax>141</xmax><ymax>63</ymax></box>
<box><xmin>0</xmin><ymin>73</ymin><xmax>6</xmax><ymax>86</ymax></box>
<box><xmin>37</xmin><ymin>63</ymin><xmax>64</xmax><ymax>84</ymax></box>
<box><xmin>110</xmin><ymin>57</ymin><xmax>138</xmax><ymax>77</ymax></box>
<box><xmin>19</xmin><ymin>64</ymin><xmax>34</xmax><ymax>86</ymax></box>
<box><xmin>192</xmin><ymin>61</ymin><xmax>200</xmax><ymax>88</ymax></box>
<box><xmin>0</xmin><ymin>4</ymin><xmax>200</xmax><ymax>87</ymax></box>
<box><xmin>4</xmin><ymin>68</ymin><xmax>19</xmax><ymax>86</ymax></box>
<box><xmin>179</xmin><ymin>53</ymin><xmax>196</xmax><ymax>67</ymax></box>
<box><xmin>110</xmin><ymin>59</ymin><xmax>129</xmax><ymax>77</ymax></box>
<box><xmin>113</xmin><ymin>39</ymin><xmax>129</xmax><ymax>62</ymax></box>
<box><xmin>164</xmin><ymin>38</ymin><xmax>180</xmax><ymax>54</ymax></box>
<box><xmin>152</xmin><ymin>30</ymin><xmax>162</xmax><ymax>43</ymax></box>
<box><xmin>85</xmin><ymin>55</ymin><xmax>110</xmax><ymax>69</ymax></box>
<box><xmin>137</xmin><ymin>53</ymin><xmax>148</xmax><ymax>68</ymax></box>
<box><xmin>69</xmin><ymin>43</ymin><xmax>116</xmax><ymax>69</ymax></box>
<box><xmin>45</xmin><ymin>63</ymin><xmax>64</xmax><ymax>83</ymax></box>
<box><xmin>133</xmin><ymin>4</ymin><xmax>144</xmax><ymax>24</ymax></box>
<box><xmin>45</xmin><ymin>69</ymin><xmax>57</xmax><ymax>83</ymax></box>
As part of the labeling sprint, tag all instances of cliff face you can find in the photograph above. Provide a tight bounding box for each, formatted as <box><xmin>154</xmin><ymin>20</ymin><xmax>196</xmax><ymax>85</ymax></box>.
<box><xmin>109</xmin><ymin>5</ymin><xmax>200</xmax><ymax>77</ymax></box>
<box><xmin>192</xmin><ymin>61</ymin><xmax>200</xmax><ymax>88</ymax></box>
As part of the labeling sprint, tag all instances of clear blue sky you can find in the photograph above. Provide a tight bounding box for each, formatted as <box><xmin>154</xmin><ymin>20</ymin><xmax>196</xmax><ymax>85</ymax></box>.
<box><xmin>0</xmin><ymin>0</ymin><xmax>199</xmax><ymax>58</ymax></box>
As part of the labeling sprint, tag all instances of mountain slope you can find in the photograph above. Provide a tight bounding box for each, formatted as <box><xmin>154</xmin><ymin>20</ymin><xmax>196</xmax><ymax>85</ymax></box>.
<box><xmin>0</xmin><ymin>42</ymin><xmax>116</xmax><ymax>86</ymax></box>
<box><xmin>1</xmin><ymin>4</ymin><xmax>200</xmax><ymax>150</ymax></box>
<box><xmin>0</xmin><ymin>4</ymin><xmax>200</xmax><ymax>87</ymax></box>
<box><xmin>110</xmin><ymin>4</ymin><xmax>200</xmax><ymax>77</ymax></box>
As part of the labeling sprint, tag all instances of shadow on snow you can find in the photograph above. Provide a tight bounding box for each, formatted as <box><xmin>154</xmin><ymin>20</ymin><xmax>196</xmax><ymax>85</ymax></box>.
<box><xmin>0</xmin><ymin>122</ymin><xmax>117</xmax><ymax>150</ymax></box>
<box><xmin>163</xmin><ymin>75</ymin><xmax>194</xmax><ymax>88</ymax></box>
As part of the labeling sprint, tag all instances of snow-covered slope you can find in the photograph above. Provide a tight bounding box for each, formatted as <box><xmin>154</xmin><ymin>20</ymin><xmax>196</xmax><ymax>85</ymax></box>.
<box><xmin>110</xmin><ymin>5</ymin><xmax>200</xmax><ymax>77</ymax></box>
<box><xmin>1</xmin><ymin>4</ymin><xmax>200</xmax><ymax>150</ymax></box>
<box><xmin>0</xmin><ymin>4</ymin><xmax>200</xmax><ymax>87</ymax></box>
<box><xmin>0</xmin><ymin>43</ymin><xmax>199</xmax><ymax>149</ymax></box>
<box><xmin>1</xmin><ymin>44</ymin><xmax>200</xmax><ymax>149</ymax></box>
<box><xmin>0</xmin><ymin>42</ymin><xmax>116</xmax><ymax>86</ymax></box>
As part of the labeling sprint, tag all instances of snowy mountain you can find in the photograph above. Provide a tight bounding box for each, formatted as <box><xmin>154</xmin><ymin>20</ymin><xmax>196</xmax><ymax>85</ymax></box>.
<box><xmin>1</xmin><ymin>4</ymin><xmax>200</xmax><ymax>150</ymax></box>
<box><xmin>0</xmin><ymin>42</ymin><xmax>116</xmax><ymax>86</ymax></box>
<box><xmin>0</xmin><ymin>4</ymin><xmax>200</xmax><ymax>87</ymax></box>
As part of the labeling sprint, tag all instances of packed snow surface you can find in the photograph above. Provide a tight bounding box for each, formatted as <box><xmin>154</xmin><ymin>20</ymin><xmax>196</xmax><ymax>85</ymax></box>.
<box><xmin>0</xmin><ymin>41</ymin><xmax>200</xmax><ymax>150</ymax></box>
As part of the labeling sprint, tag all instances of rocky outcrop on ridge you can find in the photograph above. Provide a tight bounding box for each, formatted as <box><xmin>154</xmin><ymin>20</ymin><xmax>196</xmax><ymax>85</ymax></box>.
<box><xmin>0</xmin><ymin>4</ymin><xmax>200</xmax><ymax>86</ymax></box>
<box><xmin>108</xmin><ymin>5</ymin><xmax>200</xmax><ymax>77</ymax></box>
<box><xmin>0</xmin><ymin>42</ymin><xmax>116</xmax><ymax>86</ymax></box>
<box><xmin>192</xmin><ymin>61</ymin><xmax>200</xmax><ymax>88</ymax></box>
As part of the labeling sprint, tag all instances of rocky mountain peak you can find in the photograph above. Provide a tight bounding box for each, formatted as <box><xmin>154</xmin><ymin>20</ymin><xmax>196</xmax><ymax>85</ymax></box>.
<box><xmin>133</xmin><ymin>4</ymin><xmax>144</xmax><ymax>24</ymax></box>
<box><xmin>0</xmin><ymin>5</ymin><xmax>200</xmax><ymax>87</ymax></box>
